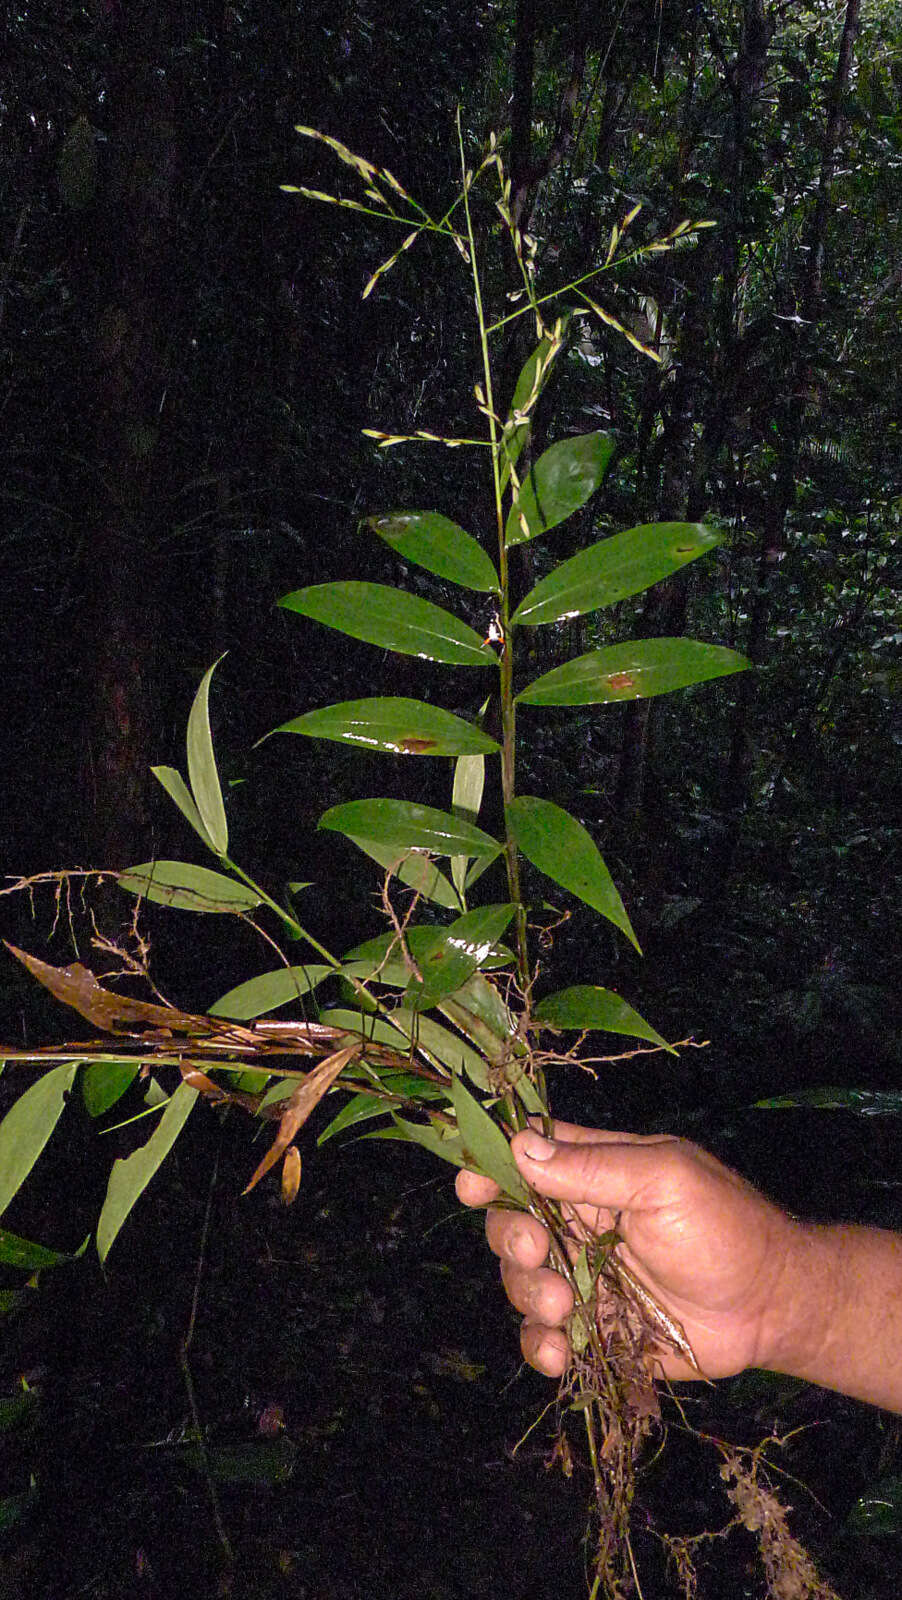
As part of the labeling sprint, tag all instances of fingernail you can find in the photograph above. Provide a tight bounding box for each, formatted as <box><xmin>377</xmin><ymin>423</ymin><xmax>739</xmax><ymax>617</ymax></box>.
<box><xmin>518</xmin><ymin>1131</ymin><xmax>555</xmax><ymax>1162</ymax></box>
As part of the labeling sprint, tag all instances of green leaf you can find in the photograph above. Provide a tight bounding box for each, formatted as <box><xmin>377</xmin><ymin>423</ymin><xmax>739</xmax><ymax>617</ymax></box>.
<box><xmin>500</xmin><ymin>325</ymin><xmax>568</xmax><ymax>490</ymax></box>
<box><xmin>517</xmin><ymin>637</ymin><xmax>751</xmax><ymax>706</ymax></box>
<box><xmin>534</xmin><ymin>986</ymin><xmax>673</xmax><ymax>1051</ymax></box>
<box><xmin>405</xmin><ymin>903</ymin><xmax>517</xmax><ymax>1007</ymax></box>
<box><xmin>506</xmin><ymin>433</ymin><xmax>615</xmax><ymax>548</ymax></box>
<box><xmin>0</xmin><ymin>1391</ymin><xmax>38</xmax><ymax>1432</ymax></box>
<box><xmin>389</xmin><ymin>1008</ymin><xmax>491</xmax><ymax>1088</ymax></box>
<box><xmin>512</xmin><ymin>522</ymin><xmax>723</xmax><ymax>626</ymax></box>
<box><xmin>274</xmin><ymin>697</ymin><xmax>500</xmax><ymax>756</ymax></box>
<box><xmin>451</xmin><ymin>751</ymin><xmax>486</xmax><ymax>904</ymax></box>
<box><xmin>346</xmin><ymin>836</ymin><xmax>462</xmax><ymax>911</ymax></box>
<box><xmin>506</xmin><ymin>796</ymin><xmax>639</xmax><ymax>951</ymax></box>
<box><xmin>438</xmin><ymin>972</ymin><xmax>520</xmax><ymax>1063</ymax></box>
<box><xmin>450</xmin><ymin>1078</ymin><xmax>528</xmax><ymax>1201</ymax></box>
<box><xmin>96</xmin><ymin>1083</ymin><xmax>198</xmax><ymax>1264</ymax></box>
<box><xmin>210</xmin><ymin>965</ymin><xmax>332</xmax><ymax>1020</ymax></box>
<box><xmin>82</xmin><ymin>1061</ymin><xmax>140</xmax><ymax>1118</ymax></box>
<box><xmin>118</xmin><ymin>860</ymin><xmax>262</xmax><ymax>914</ymax></box>
<box><xmin>754</xmin><ymin>1087</ymin><xmax>902</xmax><ymax>1115</ymax></box>
<box><xmin>366</xmin><ymin>1115</ymin><xmax>467</xmax><ymax>1169</ymax></box>
<box><xmin>158</xmin><ymin>1438</ymin><xmax>297</xmax><ymax>1485</ymax></box>
<box><xmin>186</xmin><ymin>656</ymin><xmax>228</xmax><ymax>854</ymax></box>
<box><xmin>151</xmin><ymin>766</ymin><xmax>214</xmax><ymax>850</ymax></box>
<box><xmin>844</xmin><ymin>1477</ymin><xmax>902</xmax><ymax>1534</ymax></box>
<box><xmin>278</xmin><ymin>582</ymin><xmax>496</xmax><ymax>666</ymax></box>
<box><xmin>364</xmin><ymin>512</ymin><xmax>499</xmax><ymax>592</ymax></box>
<box><xmin>319</xmin><ymin>799</ymin><xmax>502</xmax><ymax>860</ymax></box>
<box><xmin>0</xmin><ymin>1063</ymin><xmax>79</xmax><ymax>1216</ymax></box>
<box><xmin>318</xmin><ymin>1083</ymin><xmax>444</xmax><ymax>1146</ymax></box>
<box><xmin>0</xmin><ymin>1227</ymin><xmax>76</xmax><ymax>1270</ymax></box>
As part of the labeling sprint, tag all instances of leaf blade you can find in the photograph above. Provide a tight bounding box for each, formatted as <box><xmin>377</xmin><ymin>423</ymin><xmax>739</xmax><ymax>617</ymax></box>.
<box><xmin>274</xmin><ymin>698</ymin><xmax>500</xmax><ymax>756</ymax></box>
<box><xmin>517</xmin><ymin>637</ymin><xmax>751</xmax><ymax>706</ymax></box>
<box><xmin>512</xmin><ymin>523</ymin><xmax>723</xmax><ymax>626</ymax></box>
<box><xmin>0</xmin><ymin>1063</ymin><xmax>80</xmax><ymax>1216</ymax></box>
<box><xmin>118</xmin><ymin>861</ymin><xmax>262</xmax><ymax>914</ymax></box>
<box><xmin>506</xmin><ymin>432</ymin><xmax>615</xmax><ymax>548</ymax></box>
<box><xmin>507</xmin><ymin>796</ymin><xmax>639</xmax><ymax>951</ymax></box>
<box><xmin>364</xmin><ymin>512</ymin><xmax>499</xmax><ymax>592</ymax></box>
<box><xmin>534</xmin><ymin>986</ymin><xmax>673</xmax><ymax>1051</ymax></box>
<box><xmin>450</xmin><ymin>1077</ymin><xmax>528</xmax><ymax>1202</ymax></box>
<box><xmin>319</xmin><ymin>799</ymin><xmax>502</xmax><ymax>861</ymax></box>
<box><xmin>96</xmin><ymin>1082</ymin><xmax>198</xmax><ymax>1263</ymax></box>
<box><xmin>186</xmin><ymin>657</ymin><xmax>228</xmax><ymax>854</ymax></box>
<box><xmin>278</xmin><ymin>583</ymin><xmax>496</xmax><ymax>666</ymax></box>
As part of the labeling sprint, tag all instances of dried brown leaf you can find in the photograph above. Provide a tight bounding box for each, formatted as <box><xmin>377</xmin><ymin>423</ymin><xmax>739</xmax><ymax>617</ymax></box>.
<box><xmin>242</xmin><ymin>1044</ymin><xmax>360</xmax><ymax>1194</ymax></box>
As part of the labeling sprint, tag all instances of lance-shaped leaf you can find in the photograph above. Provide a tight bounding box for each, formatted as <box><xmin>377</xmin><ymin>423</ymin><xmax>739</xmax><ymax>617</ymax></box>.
<box><xmin>243</xmin><ymin>1044</ymin><xmax>361</xmax><ymax>1194</ymax></box>
<box><xmin>367</xmin><ymin>1115</ymin><xmax>468</xmax><ymax>1169</ymax></box>
<box><xmin>0</xmin><ymin>1063</ymin><xmax>80</xmax><ymax>1216</ymax></box>
<box><xmin>320</xmin><ymin>799</ymin><xmax>502</xmax><ymax>861</ymax></box>
<box><xmin>118</xmin><ymin>860</ymin><xmax>262</xmax><ymax>914</ymax></box>
<box><xmin>405</xmin><ymin>903</ymin><xmax>517</xmax><ymax>1007</ymax></box>
<box><xmin>317</xmin><ymin>1073</ymin><xmax>448</xmax><ymax>1146</ymax></box>
<box><xmin>210</xmin><ymin>965</ymin><xmax>333</xmax><ymax>1020</ymax></box>
<box><xmin>438</xmin><ymin>972</ymin><xmax>520</xmax><ymax>1064</ymax></box>
<box><xmin>346</xmin><ymin>836</ymin><xmax>462</xmax><ymax>911</ymax></box>
<box><xmin>500</xmin><ymin>323</ymin><xmax>569</xmax><ymax>490</ymax></box>
<box><xmin>451</xmin><ymin>742</ymin><xmax>487</xmax><ymax>906</ymax></box>
<box><xmin>186</xmin><ymin>656</ymin><xmax>228</xmax><ymax>854</ymax></box>
<box><xmin>82</xmin><ymin>1061</ymin><xmax>141</xmax><ymax>1118</ymax></box>
<box><xmin>364</xmin><ymin>512</ymin><xmax>499</xmax><ymax>592</ymax></box>
<box><xmin>278</xmin><ymin>582</ymin><xmax>496</xmax><ymax>666</ymax></box>
<box><xmin>274</xmin><ymin>698</ymin><xmax>499</xmax><ymax>757</ymax></box>
<box><xmin>450</xmin><ymin>1077</ymin><xmax>528</xmax><ymax>1202</ymax></box>
<box><xmin>754</xmin><ymin>1087</ymin><xmax>902</xmax><ymax>1114</ymax></box>
<box><xmin>506</xmin><ymin>432</ymin><xmax>615</xmax><ymax>548</ymax></box>
<box><xmin>4</xmin><ymin>942</ymin><xmax>219</xmax><ymax>1037</ymax></box>
<box><xmin>390</xmin><ymin>1007</ymin><xmax>491</xmax><ymax>1088</ymax></box>
<box><xmin>0</xmin><ymin>1227</ymin><xmax>83</xmax><ymax>1272</ymax></box>
<box><xmin>517</xmin><ymin>637</ymin><xmax>751</xmax><ymax>707</ymax></box>
<box><xmin>534</xmin><ymin>986</ymin><xmax>673</xmax><ymax>1052</ymax></box>
<box><xmin>96</xmin><ymin>1082</ymin><xmax>198</xmax><ymax>1263</ymax></box>
<box><xmin>512</xmin><ymin>522</ymin><xmax>722</xmax><ymax>627</ymax></box>
<box><xmin>151</xmin><ymin>766</ymin><xmax>214</xmax><ymax>850</ymax></box>
<box><xmin>506</xmin><ymin>797</ymin><xmax>639</xmax><ymax>951</ymax></box>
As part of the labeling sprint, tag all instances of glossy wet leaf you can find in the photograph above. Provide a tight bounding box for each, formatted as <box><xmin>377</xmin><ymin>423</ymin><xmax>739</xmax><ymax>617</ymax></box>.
<box><xmin>364</xmin><ymin>511</ymin><xmax>499</xmax><ymax>592</ymax></box>
<box><xmin>118</xmin><ymin>860</ymin><xmax>261</xmax><ymax>914</ymax></box>
<box><xmin>405</xmin><ymin>903</ymin><xmax>517</xmax><ymax>1007</ymax></box>
<box><xmin>534</xmin><ymin>986</ymin><xmax>673</xmax><ymax>1051</ymax></box>
<box><xmin>844</xmin><ymin>1477</ymin><xmax>902</xmax><ymax>1534</ymax></box>
<box><xmin>0</xmin><ymin>1063</ymin><xmax>79</xmax><ymax>1216</ymax></box>
<box><xmin>186</xmin><ymin>656</ymin><xmax>228</xmax><ymax>854</ymax></box>
<box><xmin>97</xmin><ymin>1082</ymin><xmax>198</xmax><ymax>1263</ymax></box>
<box><xmin>275</xmin><ymin>697</ymin><xmax>499</xmax><ymax>756</ymax></box>
<box><xmin>279</xmin><ymin>582</ymin><xmax>496</xmax><ymax>666</ymax></box>
<box><xmin>82</xmin><ymin>1060</ymin><xmax>140</xmax><ymax>1118</ymax></box>
<box><xmin>506</xmin><ymin>796</ymin><xmax>640</xmax><ymax>951</ymax></box>
<box><xmin>367</xmin><ymin>1115</ymin><xmax>467</xmax><ymax>1169</ymax></box>
<box><xmin>506</xmin><ymin>432</ymin><xmax>615</xmax><ymax>547</ymax></box>
<box><xmin>517</xmin><ymin>637</ymin><xmax>750</xmax><ymax>706</ymax></box>
<box><xmin>754</xmin><ymin>1087</ymin><xmax>902</xmax><ymax>1115</ymax></box>
<box><xmin>346</xmin><ymin>836</ymin><xmax>462</xmax><ymax>911</ymax></box>
<box><xmin>151</xmin><ymin>766</ymin><xmax>214</xmax><ymax>850</ymax></box>
<box><xmin>210</xmin><ymin>965</ymin><xmax>333</xmax><ymax>1020</ymax></box>
<box><xmin>320</xmin><ymin>799</ymin><xmax>502</xmax><ymax>861</ymax></box>
<box><xmin>450</xmin><ymin>1077</ymin><xmax>528</xmax><ymax>1202</ymax></box>
<box><xmin>0</xmin><ymin>1227</ymin><xmax>77</xmax><ymax>1271</ymax></box>
<box><xmin>512</xmin><ymin>522</ymin><xmax>723</xmax><ymax>626</ymax></box>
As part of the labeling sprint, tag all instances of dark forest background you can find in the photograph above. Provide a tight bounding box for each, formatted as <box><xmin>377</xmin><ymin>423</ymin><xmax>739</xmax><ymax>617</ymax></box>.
<box><xmin>0</xmin><ymin>3</ymin><xmax>900</xmax><ymax>1596</ymax></box>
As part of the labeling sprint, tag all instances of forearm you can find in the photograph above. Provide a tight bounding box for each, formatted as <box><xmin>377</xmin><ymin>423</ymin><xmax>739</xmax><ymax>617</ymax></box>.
<box><xmin>765</xmin><ymin>1219</ymin><xmax>902</xmax><ymax>1413</ymax></box>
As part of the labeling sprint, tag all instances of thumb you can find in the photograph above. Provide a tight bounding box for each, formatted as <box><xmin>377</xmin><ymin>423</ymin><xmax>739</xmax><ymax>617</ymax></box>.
<box><xmin>511</xmin><ymin>1128</ymin><xmax>646</xmax><ymax>1216</ymax></box>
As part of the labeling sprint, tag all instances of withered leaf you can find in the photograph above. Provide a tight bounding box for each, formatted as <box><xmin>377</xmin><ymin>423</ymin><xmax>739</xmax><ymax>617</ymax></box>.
<box><xmin>243</xmin><ymin>1043</ymin><xmax>360</xmax><ymax>1195</ymax></box>
<box><xmin>280</xmin><ymin>1145</ymin><xmax>302</xmax><ymax>1206</ymax></box>
<box><xmin>4</xmin><ymin>943</ymin><xmax>217</xmax><ymax>1037</ymax></box>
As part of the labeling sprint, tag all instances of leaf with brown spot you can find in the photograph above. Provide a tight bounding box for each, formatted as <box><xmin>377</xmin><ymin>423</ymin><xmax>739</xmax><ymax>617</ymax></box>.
<box><xmin>242</xmin><ymin>1044</ymin><xmax>360</xmax><ymax>1194</ymax></box>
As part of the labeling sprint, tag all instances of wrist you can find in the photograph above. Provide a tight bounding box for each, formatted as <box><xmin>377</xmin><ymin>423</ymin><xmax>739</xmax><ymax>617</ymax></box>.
<box><xmin>755</xmin><ymin>1216</ymin><xmax>842</xmax><ymax>1381</ymax></box>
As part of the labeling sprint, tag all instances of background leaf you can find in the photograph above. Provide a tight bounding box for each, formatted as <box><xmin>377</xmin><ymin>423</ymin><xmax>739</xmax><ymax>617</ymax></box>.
<box><xmin>0</xmin><ymin>1227</ymin><xmax>79</xmax><ymax>1270</ymax></box>
<box><xmin>517</xmin><ymin>637</ymin><xmax>750</xmax><ymax>706</ymax></box>
<box><xmin>506</xmin><ymin>796</ymin><xmax>640</xmax><ymax>951</ymax></box>
<box><xmin>118</xmin><ymin>861</ymin><xmax>262</xmax><ymax>914</ymax></box>
<box><xmin>320</xmin><ymin>799</ymin><xmax>502</xmax><ymax>860</ymax></box>
<box><xmin>279</xmin><ymin>582</ymin><xmax>496</xmax><ymax>666</ymax></box>
<box><xmin>506</xmin><ymin>432</ymin><xmax>615</xmax><ymax>547</ymax></box>
<box><xmin>97</xmin><ymin>1083</ymin><xmax>198</xmax><ymax>1264</ymax></box>
<box><xmin>364</xmin><ymin>511</ymin><xmax>499</xmax><ymax>592</ymax></box>
<box><xmin>0</xmin><ymin>1063</ymin><xmax>79</xmax><ymax>1216</ymax></box>
<box><xmin>534</xmin><ymin>985</ymin><xmax>673</xmax><ymax>1051</ymax></box>
<box><xmin>754</xmin><ymin>1087</ymin><xmax>902</xmax><ymax>1115</ymax></box>
<box><xmin>274</xmin><ymin>697</ymin><xmax>499</xmax><ymax>756</ymax></box>
<box><xmin>186</xmin><ymin>656</ymin><xmax>228</xmax><ymax>854</ymax></box>
<box><xmin>512</xmin><ymin>522</ymin><xmax>723</xmax><ymax>626</ymax></box>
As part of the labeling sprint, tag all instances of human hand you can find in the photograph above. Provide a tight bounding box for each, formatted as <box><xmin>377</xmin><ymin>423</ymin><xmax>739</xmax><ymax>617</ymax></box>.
<box><xmin>456</xmin><ymin>1123</ymin><xmax>802</xmax><ymax>1382</ymax></box>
